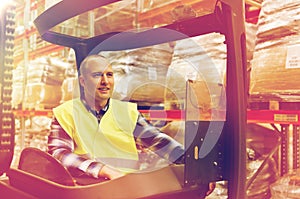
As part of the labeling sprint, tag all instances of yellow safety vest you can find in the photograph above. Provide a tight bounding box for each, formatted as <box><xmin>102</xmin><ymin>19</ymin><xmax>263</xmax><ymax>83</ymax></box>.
<box><xmin>53</xmin><ymin>98</ymin><xmax>139</xmax><ymax>172</ymax></box>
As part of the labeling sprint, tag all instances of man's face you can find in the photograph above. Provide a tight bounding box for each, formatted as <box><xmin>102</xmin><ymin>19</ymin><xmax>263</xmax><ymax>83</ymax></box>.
<box><xmin>80</xmin><ymin>58</ymin><xmax>114</xmax><ymax>103</ymax></box>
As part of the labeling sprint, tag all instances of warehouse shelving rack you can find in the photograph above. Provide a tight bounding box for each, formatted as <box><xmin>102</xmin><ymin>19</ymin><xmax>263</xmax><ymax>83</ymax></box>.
<box><xmin>13</xmin><ymin>0</ymin><xmax>66</xmax><ymax>66</ymax></box>
<box><xmin>248</xmin><ymin>108</ymin><xmax>300</xmax><ymax>175</ymax></box>
<box><xmin>12</xmin><ymin>0</ymin><xmax>260</xmax><ymax>67</ymax></box>
<box><xmin>12</xmin><ymin>107</ymin><xmax>297</xmax><ymax>176</ymax></box>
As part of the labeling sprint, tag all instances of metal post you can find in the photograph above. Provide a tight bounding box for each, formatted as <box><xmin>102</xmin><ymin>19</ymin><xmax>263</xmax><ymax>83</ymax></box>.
<box><xmin>281</xmin><ymin>124</ymin><xmax>289</xmax><ymax>175</ymax></box>
<box><xmin>20</xmin><ymin>0</ymin><xmax>30</xmax><ymax>151</ymax></box>
<box><xmin>293</xmin><ymin>125</ymin><xmax>300</xmax><ymax>170</ymax></box>
<box><xmin>0</xmin><ymin>2</ymin><xmax>16</xmax><ymax>175</ymax></box>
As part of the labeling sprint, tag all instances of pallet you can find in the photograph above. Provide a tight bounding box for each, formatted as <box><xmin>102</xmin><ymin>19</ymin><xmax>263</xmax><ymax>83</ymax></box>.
<box><xmin>22</xmin><ymin>102</ymin><xmax>58</xmax><ymax>110</ymax></box>
<box><xmin>248</xmin><ymin>94</ymin><xmax>300</xmax><ymax>110</ymax></box>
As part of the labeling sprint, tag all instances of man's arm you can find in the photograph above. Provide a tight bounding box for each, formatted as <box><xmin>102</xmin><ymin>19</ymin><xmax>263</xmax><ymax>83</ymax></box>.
<box><xmin>48</xmin><ymin>118</ymin><xmax>122</xmax><ymax>179</ymax></box>
<box><xmin>133</xmin><ymin>114</ymin><xmax>185</xmax><ymax>164</ymax></box>
<box><xmin>134</xmin><ymin>114</ymin><xmax>216</xmax><ymax>196</ymax></box>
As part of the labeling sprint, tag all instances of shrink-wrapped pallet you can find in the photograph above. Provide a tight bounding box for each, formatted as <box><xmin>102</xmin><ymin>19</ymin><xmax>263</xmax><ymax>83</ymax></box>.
<box><xmin>22</xmin><ymin>57</ymin><xmax>70</xmax><ymax>109</ymax></box>
<box><xmin>245</xmin><ymin>22</ymin><xmax>258</xmax><ymax>95</ymax></box>
<box><xmin>101</xmin><ymin>43</ymin><xmax>174</xmax><ymax>104</ymax></box>
<box><xmin>12</xmin><ymin>116</ymin><xmax>52</xmax><ymax>167</ymax></box>
<box><xmin>60</xmin><ymin>58</ymin><xmax>80</xmax><ymax>103</ymax></box>
<box><xmin>249</xmin><ymin>0</ymin><xmax>300</xmax><ymax>101</ymax></box>
<box><xmin>11</xmin><ymin>64</ymin><xmax>25</xmax><ymax>108</ymax></box>
<box><xmin>164</xmin><ymin>33</ymin><xmax>226</xmax><ymax>110</ymax></box>
<box><xmin>245</xmin><ymin>22</ymin><xmax>258</xmax><ymax>64</ymax></box>
<box><xmin>12</xmin><ymin>83</ymin><xmax>23</xmax><ymax>109</ymax></box>
<box><xmin>93</xmin><ymin>0</ymin><xmax>216</xmax><ymax>35</ymax></box>
<box><xmin>60</xmin><ymin>77</ymin><xmax>80</xmax><ymax>103</ymax></box>
<box><xmin>94</xmin><ymin>1</ymin><xmax>136</xmax><ymax>34</ymax></box>
<box><xmin>245</xmin><ymin>124</ymin><xmax>280</xmax><ymax>199</ymax></box>
<box><xmin>24</xmin><ymin>82</ymin><xmax>62</xmax><ymax>109</ymax></box>
<box><xmin>27</xmin><ymin>57</ymin><xmax>68</xmax><ymax>86</ymax></box>
<box><xmin>270</xmin><ymin>169</ymin><xmax>300</xmax><ymax>198</ymax></box>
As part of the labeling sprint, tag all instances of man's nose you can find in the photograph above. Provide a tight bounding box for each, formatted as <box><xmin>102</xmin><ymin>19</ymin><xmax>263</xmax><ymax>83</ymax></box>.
<box><xmin>100</xmin><ymin>74</ymin><xmax>108</xmax><ymax>84</ymax></box>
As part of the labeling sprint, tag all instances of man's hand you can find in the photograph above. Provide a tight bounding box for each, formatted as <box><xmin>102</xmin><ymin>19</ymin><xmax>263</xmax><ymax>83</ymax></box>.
<box><xmin>206</xmin><ymin>182</ymin><xmax>216</xmax><ymax>196</ymax></box>
<box><xmin>99</xmin><ymin>165</ymin><xmax>125</xmax><ymax>180</ymax></box>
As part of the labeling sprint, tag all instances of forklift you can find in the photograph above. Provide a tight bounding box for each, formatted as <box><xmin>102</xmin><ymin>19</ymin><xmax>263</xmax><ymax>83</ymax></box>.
<box><xmin>0</xmin><ymin>0</ymin><xmax>247</xmax><ymax>198</ymax></box>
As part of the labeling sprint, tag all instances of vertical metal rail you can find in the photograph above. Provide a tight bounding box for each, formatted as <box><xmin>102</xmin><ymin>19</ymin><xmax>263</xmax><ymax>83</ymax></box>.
<box><xmin>293</xmin><ymin>125</ymin><xmax>300</xmax><ymax>170</ymax></box>
<box><xmin>280</xmin><ymin>124</ymin><xmax>289</xmax><ymax>175</ymax></box>
<box><xmin>0</xmin><ymin>4</ymin><xmax>16</xmax><ymax>175</ymax></box>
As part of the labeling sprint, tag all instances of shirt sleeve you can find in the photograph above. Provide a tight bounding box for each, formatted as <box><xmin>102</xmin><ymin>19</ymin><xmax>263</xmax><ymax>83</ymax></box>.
<box><xmin>48</xmin><ymin>118</ymin><xmax>104</xmax><ymax>178</ymax></box>
<box><xmin>133</xmin><ymin>113</ymin><xmax>185</xmax><ymax>164</ymax></box>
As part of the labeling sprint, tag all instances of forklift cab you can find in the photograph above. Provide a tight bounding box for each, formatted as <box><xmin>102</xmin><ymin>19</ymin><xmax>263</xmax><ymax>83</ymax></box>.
<box><xmin>0</xmin><ymin>0</ymin><xmax>247</xmax><ymax>198</ymax></box>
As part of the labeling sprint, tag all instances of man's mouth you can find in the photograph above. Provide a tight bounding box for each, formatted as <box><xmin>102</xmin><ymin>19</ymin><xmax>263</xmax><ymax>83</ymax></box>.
<box><xmin>98</xmin><ymin>87</ymin><xmax>109</xmax><ymax>91</ymax></box>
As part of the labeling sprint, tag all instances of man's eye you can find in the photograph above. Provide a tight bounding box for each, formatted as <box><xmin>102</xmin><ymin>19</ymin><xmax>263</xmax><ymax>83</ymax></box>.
<box><xmin>107</xmin><ymin>73</ymin><xmax>113</xmax><ymax>77</ymax></box>
<box><xmin>92</xmin><ymin>73</ymin><xmax>102</xmax><ymax>78</ymax></box>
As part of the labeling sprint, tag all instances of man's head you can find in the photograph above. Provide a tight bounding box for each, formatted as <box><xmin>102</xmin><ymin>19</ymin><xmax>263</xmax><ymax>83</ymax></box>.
<box><xmin>79</xmin><ymin>55</ymin><xmax>114</xmax><ymax>109</ymax></box>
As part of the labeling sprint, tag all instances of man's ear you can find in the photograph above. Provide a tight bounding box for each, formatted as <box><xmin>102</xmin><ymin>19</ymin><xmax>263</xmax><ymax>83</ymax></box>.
<box><xmin>79</xmin><ymin>76</ymin><xmax>85</xmax><ymax>87</ymax></box>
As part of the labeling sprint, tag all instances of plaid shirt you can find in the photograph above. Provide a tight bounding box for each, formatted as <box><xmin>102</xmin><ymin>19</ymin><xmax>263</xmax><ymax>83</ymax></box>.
<box><xmin>48</xmin><ymin>100</ymin><xmax>184</xmax><ymax>178</ymax></box>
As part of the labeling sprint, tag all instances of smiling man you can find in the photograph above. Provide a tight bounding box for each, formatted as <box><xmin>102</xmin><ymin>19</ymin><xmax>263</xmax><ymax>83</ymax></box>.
<box><xmin>48</xmin><ymin>54</ymin><xmax>186</xmax><ymax>180</ymax></box>
<box><xmin>47</xmin><ymin>54</ymin><xmax>216</xmax><ymax>196</ymax></box>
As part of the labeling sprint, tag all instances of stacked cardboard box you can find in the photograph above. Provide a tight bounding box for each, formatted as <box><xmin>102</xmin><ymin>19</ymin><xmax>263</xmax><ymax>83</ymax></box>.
<box><xmin>60</xmin><ymin>59</ymin><xmax>80</xmax><ymax>103</ymax></box>
<box><xmin>249</xmin><ymin>0</ymin><xmax>300</xmax><ymax>101</ymax></box>
<box><xmin>164</xmin><ymin>33</ymin><xmax>227</xmax><ymax>111</ymax></box>
<box><xmin>24</xmin><ymin>57</ymin><xmax>70</xmax><ymax>109</ymax></box>
<box><xmin>11</xmin><ymin>63</ymin><xmax>25</xmax><ymax>109</ymax></box>
<box><xmin>101</xmin><ymin>43</ymin><xmax>174</xmax><ymax>104</ymax></box>
<box><xmin>12</xmin><ymin>116</ymin><xmax>52</xmax><ymax>168</ymax></box>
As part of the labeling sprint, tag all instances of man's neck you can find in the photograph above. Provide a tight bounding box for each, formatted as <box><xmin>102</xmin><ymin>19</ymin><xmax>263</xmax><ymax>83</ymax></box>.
<box><xmin>84</xmin><ymin>97</ymin><xmax>109</xmax><ymax>112</ymax></box>
<box><xmin>97</xmin><ymin>100</ymin><xmax>109</xmax><ymax>111</ymax></box>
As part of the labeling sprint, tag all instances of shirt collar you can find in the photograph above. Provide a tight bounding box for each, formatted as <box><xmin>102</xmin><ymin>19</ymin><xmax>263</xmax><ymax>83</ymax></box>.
<box><xmin>80</xmin><ymin>98</ymin><xmax>109</xmax><ymax>117</ymax></box>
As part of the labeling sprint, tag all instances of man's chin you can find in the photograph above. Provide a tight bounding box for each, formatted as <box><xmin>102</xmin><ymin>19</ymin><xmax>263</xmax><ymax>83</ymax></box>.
<box><xmin>96</xmin><ymin>95</ymin><xmax>111</xmax><ymax>101</ymax></box>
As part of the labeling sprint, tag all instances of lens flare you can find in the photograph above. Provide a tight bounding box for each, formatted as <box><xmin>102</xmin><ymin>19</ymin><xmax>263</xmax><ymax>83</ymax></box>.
<box><xmin>0</xmin><ymin>0</ymin><xmax>15</xmax><ymax>12</ymax></box>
